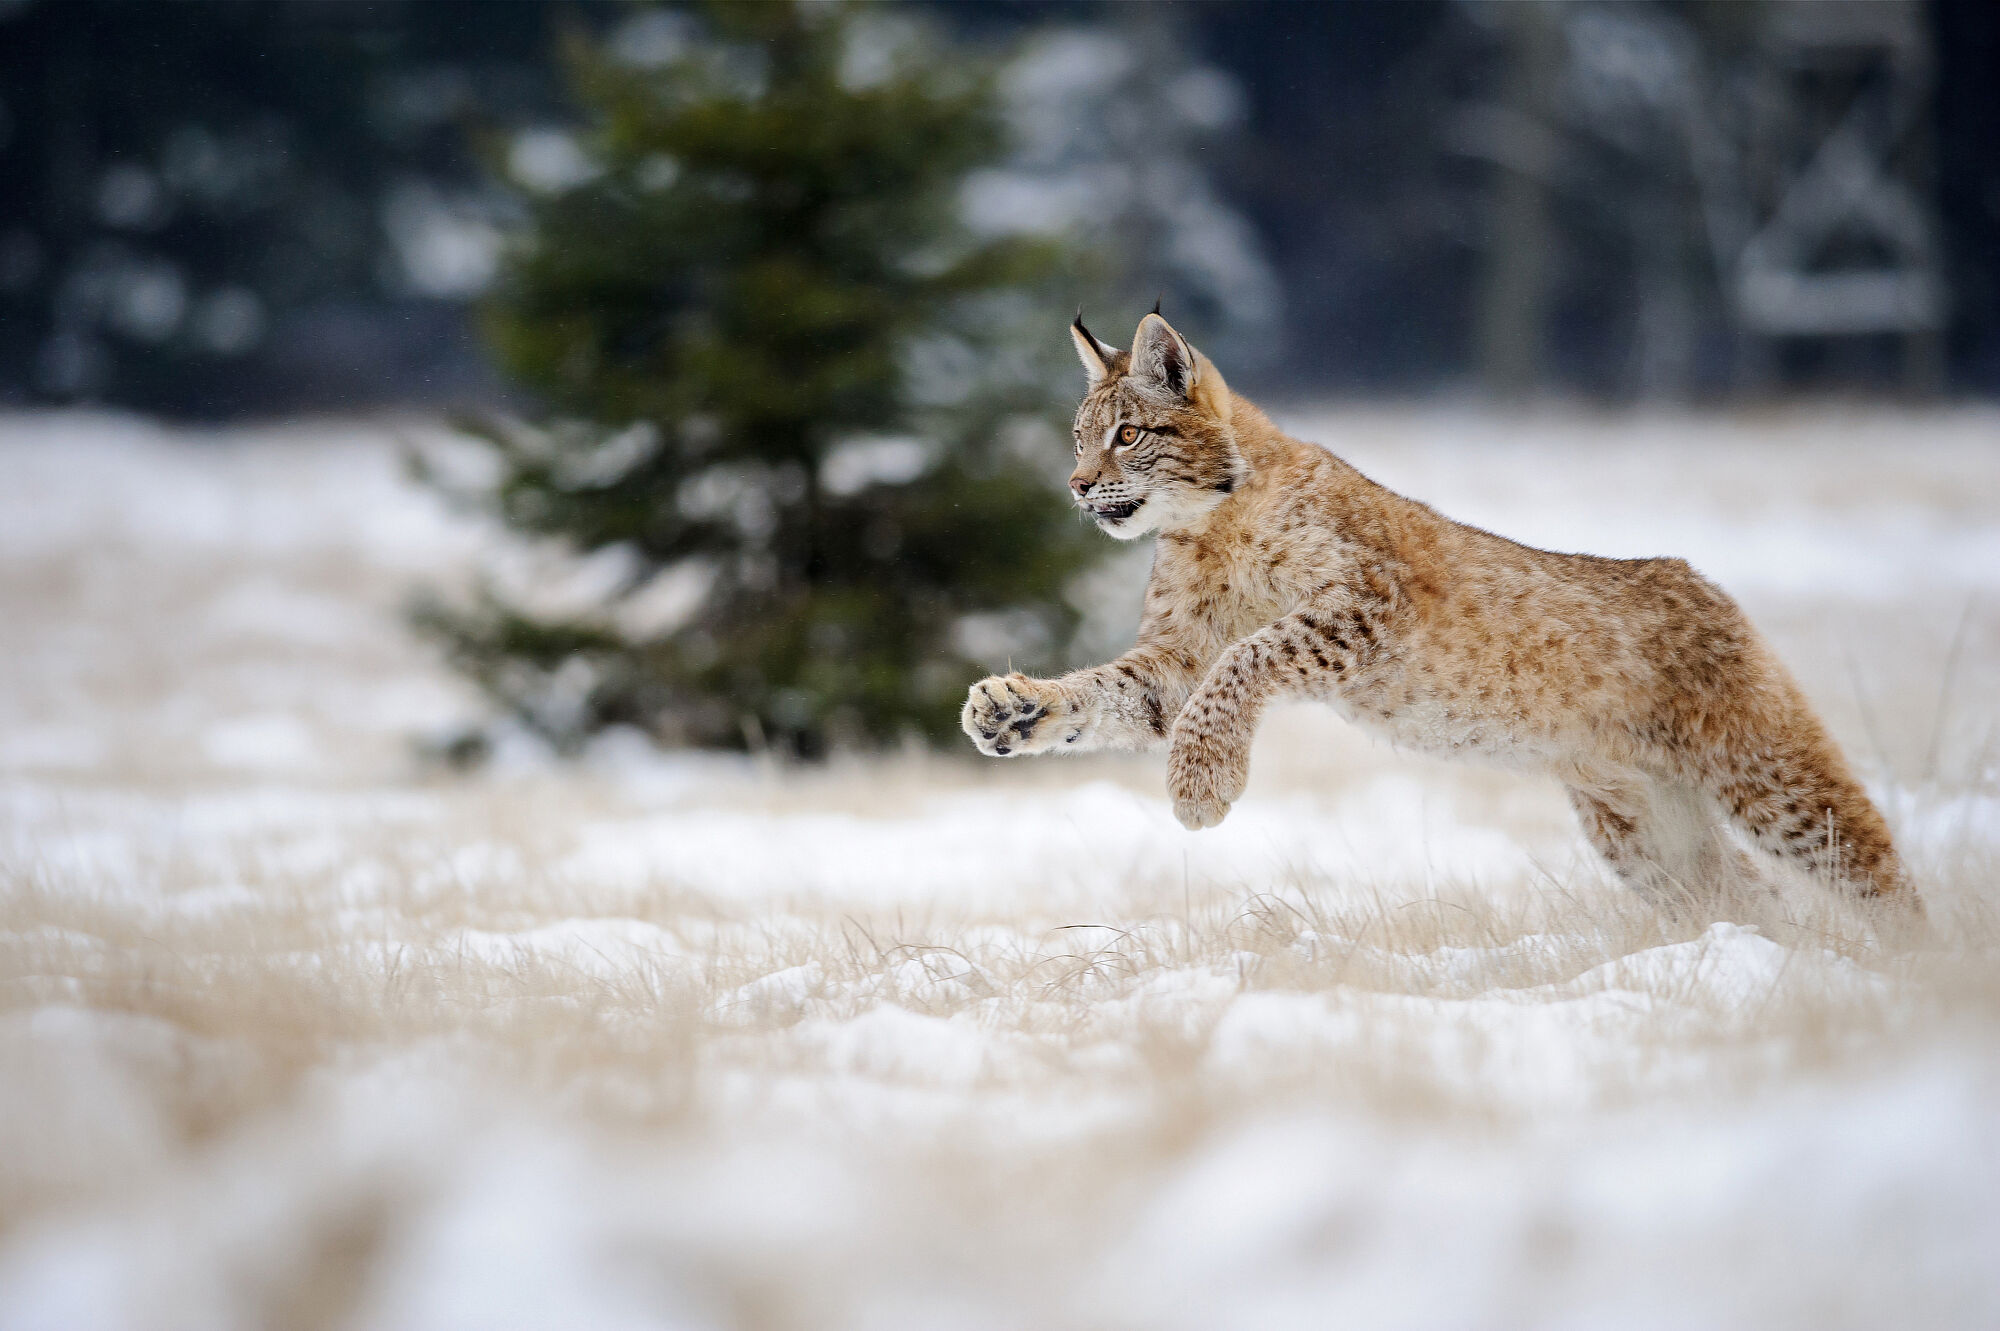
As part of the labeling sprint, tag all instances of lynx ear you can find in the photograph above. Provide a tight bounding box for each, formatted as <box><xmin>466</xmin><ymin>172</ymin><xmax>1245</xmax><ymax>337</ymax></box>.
<box><xmin>1131</xmin><ymin>313</ymin><xmax>1198</xmax><ymax>399</ymax></box>
<box><xmin>1070</xmin><ymin>312</ymin><xmax>1118</xmax><ymax>385</ymax></box>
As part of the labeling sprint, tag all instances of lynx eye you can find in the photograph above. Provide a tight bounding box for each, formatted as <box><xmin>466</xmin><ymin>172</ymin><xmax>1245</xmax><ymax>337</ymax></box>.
<box><xmin>1118</xmin><ymin>425</ymin><xmax>1140</xmax><ymax>446</ymax></box>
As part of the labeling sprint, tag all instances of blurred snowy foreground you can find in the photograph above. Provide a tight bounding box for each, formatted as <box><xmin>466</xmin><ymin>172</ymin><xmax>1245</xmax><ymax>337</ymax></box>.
<box><xmin>3</xmin><ymin>407</ymin><xmax>2000</xmax><ymax>1330</ymax></box>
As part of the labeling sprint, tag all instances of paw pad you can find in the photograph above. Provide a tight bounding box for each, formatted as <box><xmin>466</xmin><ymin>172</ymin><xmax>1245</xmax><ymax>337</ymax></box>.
<box><xmin>961</xmin><ymin>675</ymin><xmax>1063</xmax><ymax>757</ymax></box>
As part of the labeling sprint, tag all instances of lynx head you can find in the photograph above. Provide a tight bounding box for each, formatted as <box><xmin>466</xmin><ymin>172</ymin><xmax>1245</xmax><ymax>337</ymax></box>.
<box><xmin>1067</xmin><ymin>311</ymin><xmax>1244</xmax><ymax>540</ymax></box>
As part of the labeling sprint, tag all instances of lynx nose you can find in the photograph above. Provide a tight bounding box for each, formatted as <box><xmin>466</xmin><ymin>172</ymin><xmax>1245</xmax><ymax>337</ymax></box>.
<box><xmin>1070</xmin><ymin>476</ymin><xmax>1094</xmax><ymax>499</ymax></box>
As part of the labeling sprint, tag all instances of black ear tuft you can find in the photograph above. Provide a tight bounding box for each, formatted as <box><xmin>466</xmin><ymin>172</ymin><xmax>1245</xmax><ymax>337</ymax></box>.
<box><xmin>1071</xmin><ymin>311</ymin><xmax>1114</xmax><ymax>383</ymax></box>
<box><xmin>1151</xmin><ymin>295</ymin><xmax>1163</xmax><ymax>317</ymax></box>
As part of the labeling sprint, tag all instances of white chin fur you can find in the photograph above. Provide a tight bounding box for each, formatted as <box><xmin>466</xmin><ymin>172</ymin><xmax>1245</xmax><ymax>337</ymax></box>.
<box><xmin>1088</xmin><ymin>488</ymin><xmax>1223</xmax><ymax>540</ymax></box>
<box><xmin>1094</xmin><ymin>499</ymin><xmax>1152</xmax><ymax>539</ymax></box>
<box><xmin>1135</xmin><ymin>488</ymin><xmax>1228</xmax><ymax>537</ymax></box>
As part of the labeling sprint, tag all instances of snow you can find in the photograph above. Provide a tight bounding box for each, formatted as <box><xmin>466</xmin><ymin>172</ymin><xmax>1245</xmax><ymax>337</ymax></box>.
<box><xmin>1</xmin><ymin>407</ymin><xmax>1998</xmax><ymax>1328</ymax></box>
<box><xmin>445</xmin><ymin>918</ymin><xmax>689</xmax><ymax>979</ymax></box>
<box><xmin>556</xmin><ymin>776</ymin><xmax>1533</xmax><ymax>910</ymax></box>
<box><xmin>1207</xmin><ymin>922</ymin><xmax>1895</xmax><ymax>1116</ymax></box>
<box><xmin>1109</xmin><ymin>1058</ymin><xmax>2000</xmax><ymax>1331</ymax></box>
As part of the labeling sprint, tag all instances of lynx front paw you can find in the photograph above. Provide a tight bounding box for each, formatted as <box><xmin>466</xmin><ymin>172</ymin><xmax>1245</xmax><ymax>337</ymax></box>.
<box><xmin>962</xmin><ymin>674</ymin><xmax>1074</xmax><ymax>757</ymax></box>
<box><xmin>1166</xmin><ymin>729</ymin><xmax>1250</xmax><ymax>830</ymax></box>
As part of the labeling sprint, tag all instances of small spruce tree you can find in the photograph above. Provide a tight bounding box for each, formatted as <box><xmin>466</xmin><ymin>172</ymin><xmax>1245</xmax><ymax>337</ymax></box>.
<box><xmin>421</xmin><ymin>3</ymin><xmax>1102</xmax><ymax>757</ymax></box>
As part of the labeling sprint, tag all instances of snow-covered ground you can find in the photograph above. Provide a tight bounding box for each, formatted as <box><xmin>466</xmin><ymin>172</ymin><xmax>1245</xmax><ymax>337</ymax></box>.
<box><xmin>2</xmin><ymin>406</ymin><xmax>1997</xmax><ymax>1329</ymax></box>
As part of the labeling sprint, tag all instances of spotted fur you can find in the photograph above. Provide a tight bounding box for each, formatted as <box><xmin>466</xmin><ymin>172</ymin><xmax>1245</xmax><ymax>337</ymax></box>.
<box><xmin>962</xmin><ymin>313</ymin><xmax>1917</xmax><ymax>909</ymax></box>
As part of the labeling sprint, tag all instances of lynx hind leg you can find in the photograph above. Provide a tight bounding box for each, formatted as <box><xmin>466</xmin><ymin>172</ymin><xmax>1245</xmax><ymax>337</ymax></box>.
<box><xmin>1707</xmin><ymin>738</ymin><xmax>1916</xmax><ymax>907</ymax></box>
<box><xmin>1566</xmin><ymin>777</ymin><xmax>1761</xmax><ymax>911</ymax></box>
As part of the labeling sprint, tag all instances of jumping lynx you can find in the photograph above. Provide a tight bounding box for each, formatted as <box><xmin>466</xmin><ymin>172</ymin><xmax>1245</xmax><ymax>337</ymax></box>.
<box><xmin>962</xmin><ymin>312</ymin><xmax>1915</xmax><ymax>908</ymax></box>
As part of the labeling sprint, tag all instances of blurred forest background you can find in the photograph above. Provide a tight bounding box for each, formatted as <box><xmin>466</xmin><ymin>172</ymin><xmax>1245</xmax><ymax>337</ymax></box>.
<box><xmin>3</xmin><ymin>0</ymin><xmax>1996</xmax><ymax>753</ymax></box>
<box><xmin>5</xmin><ymin>0</ymin><xmax>1995</xmax><ymax>415</ymax></box>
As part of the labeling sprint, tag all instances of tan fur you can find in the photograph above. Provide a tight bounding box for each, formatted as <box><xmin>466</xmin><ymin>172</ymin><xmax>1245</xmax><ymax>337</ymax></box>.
<box><xmin>964</xmin><ymin>314</ymin><xmax>1917</xmax><ymax>909</ymax></box>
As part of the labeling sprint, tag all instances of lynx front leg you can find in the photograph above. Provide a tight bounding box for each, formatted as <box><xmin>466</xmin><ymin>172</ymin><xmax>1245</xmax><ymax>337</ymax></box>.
<box><xmin>961</xmin><ymin>673</ymin><xmax>1077</xmax><ymax>757</ymax></box>
<box><xmin>963</xmin><ymin>645</ymin><xmax>1208</xmax><ymax>759</ymax></box>
<box><xmin>1167</xmin><ymin>602</ymin><xmax>1370</xmax><ymax>829</ymax></box>
<box><xmin>1166</xmin><ymin>694</ymin><xmax>1255</xmax><ymax>829</ymax></box>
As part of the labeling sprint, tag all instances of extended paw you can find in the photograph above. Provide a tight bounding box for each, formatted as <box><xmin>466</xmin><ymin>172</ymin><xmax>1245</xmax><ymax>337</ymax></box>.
<box><xmin>962</xmin><ymin>674</ymin><xmax>1072</xmax><ymax>757</ymax></box>
<box><xmin>1166</xmin><ymin>728</ymin><xmax>1249</xmax><ymax>830</ymax></box>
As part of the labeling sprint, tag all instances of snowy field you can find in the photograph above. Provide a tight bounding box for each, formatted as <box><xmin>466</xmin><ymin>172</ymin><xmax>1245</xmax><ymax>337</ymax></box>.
<box><xmin>2</xmin><ymin>406</ymin><xmax>1999</xmax><ymax>1329</ymax></box>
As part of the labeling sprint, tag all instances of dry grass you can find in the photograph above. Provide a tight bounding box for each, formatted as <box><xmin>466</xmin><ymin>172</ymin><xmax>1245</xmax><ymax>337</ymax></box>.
<box><xmin>0</xmin><ymin>408</ymin><xmax>1996</xmax><ymax>1328</ymax></box>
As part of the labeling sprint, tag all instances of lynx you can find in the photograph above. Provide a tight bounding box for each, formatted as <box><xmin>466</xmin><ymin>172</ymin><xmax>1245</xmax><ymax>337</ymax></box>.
<box><xmin>962</xmin><ymin>312</ymin><xmax>1916</xmax><ymax>908</ymax></box>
